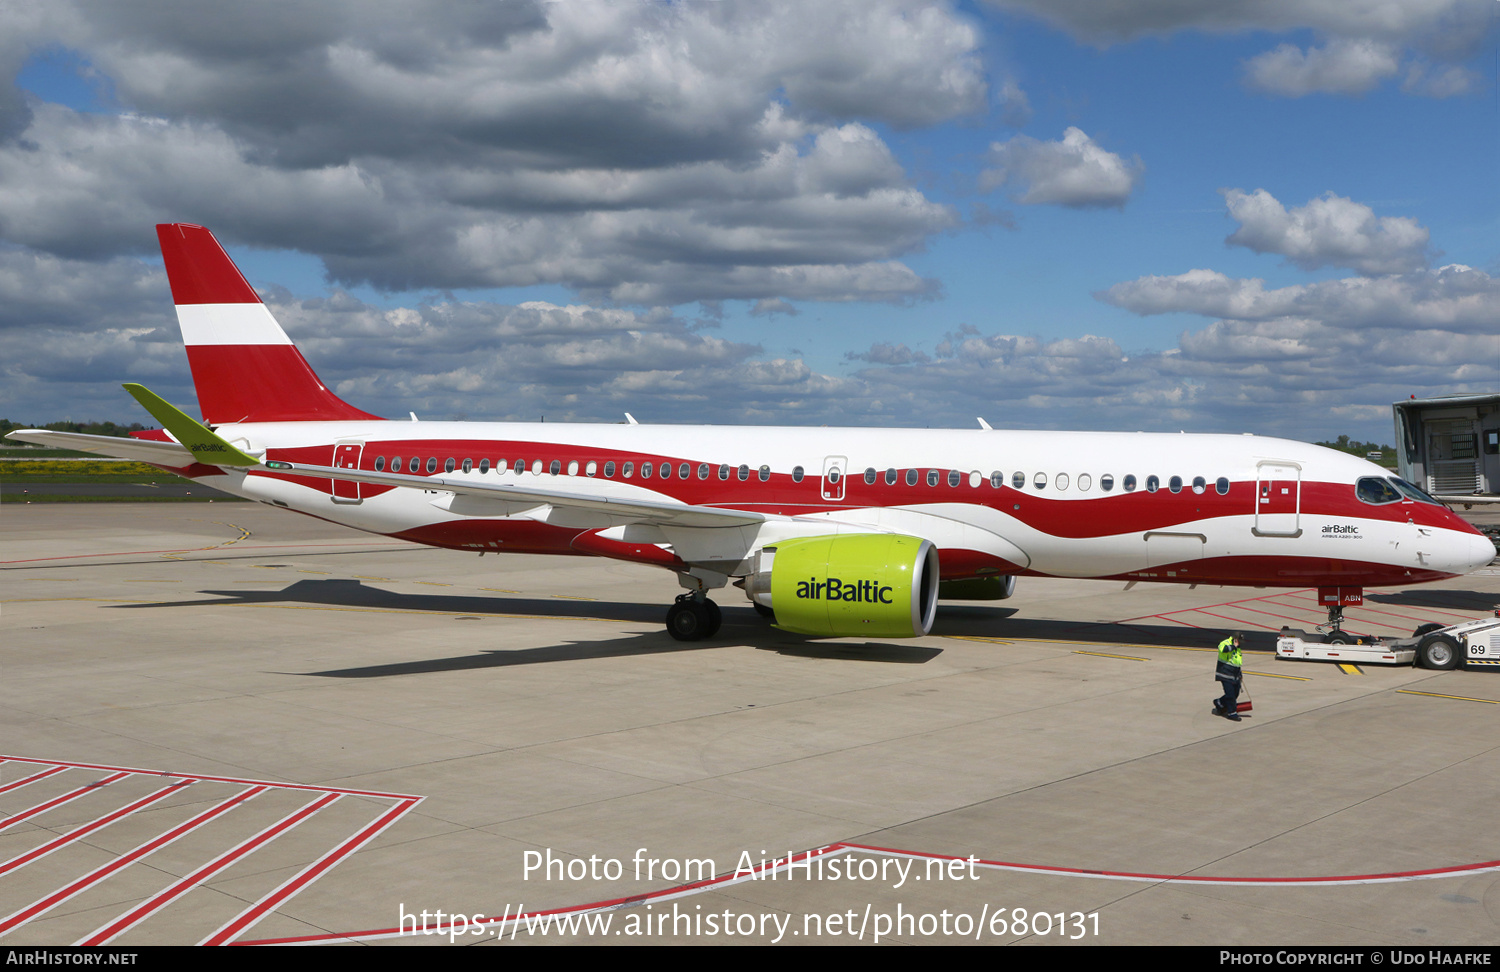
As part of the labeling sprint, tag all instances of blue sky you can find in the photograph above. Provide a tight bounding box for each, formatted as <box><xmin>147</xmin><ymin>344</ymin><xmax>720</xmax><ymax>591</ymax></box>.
<box><xmin>2</xmin><ymin>1</ymin><xmax>1496</xmax><ymax>440</ymax></box>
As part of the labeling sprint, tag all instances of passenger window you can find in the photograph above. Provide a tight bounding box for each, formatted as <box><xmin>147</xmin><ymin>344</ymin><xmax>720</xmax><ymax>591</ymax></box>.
<box><xmin>1056</xmin><ymin>472</ymin><xmax>1069</xmax><ymax>491</ymax></box>
<box><xmin>864</xmin><ymin>467</ymin><xmax>876</xmax><ymax>485</ymax></box>
<box><xmin>479</xmin><ymin>458</ymin><xmax>490</xmax><ymax>474</ymax></box>
<box><xmin>641</xmin><ymin>462</ymin><xmax>652</xmax><ymax>479</ymax></box>
<box><xmin>697</xmin><ymin>463</ymin><xmax>709</xmax><ymax>480</ymax></box>
<box><xmin>549</xmin><ymin>460</ymin><xmax>561</xmax><ymax>475</ymax></box>
<box><xmin>1191</xmin><ymin>476</ymin><xmax>1205</xmax><ymax>494</ymax></box>
<box><xmin>585</xmin><ymin>461</ymin><xmax>596</xmax><ymax>477</ymax></box>
<box><xmin>375</xmin><ymin>456</ymin><xmax>386</xmax><ymax>471</ymax></box>
<box><xmin>792</xmin><ymin>466</ymin><xmax>804</xmax><ymax>483</ymax></box>
<box><xmin>679</xmin><ymin>463</ymin><xmax>691</xmax><ymax>479</ymax></box>
<box><xmin>739</xmin><ymin>464</ymin><xmax>749</xmax><ymax>481</ymax></box>
<box><xmin>927</xmin><ymin>469</ymin><xmax>939</xmax><ymax>487</ymax></box>
<box><xmin>886</xmin><ymin>468</ymin><xmax>897</xmax><ymax>485</ymax></box>
<box><xmin>656</xmin><ymin>462</ymin><xmax>668</xmax><ymax>479</ymax></box>
<box><xmin>515</xmin><ymin>459</ymin><xmax>525</xmax><ymax>475</ymax></box>
<box><xmin>969</xmin><ymin>471</ymin><xmax>981</xmax><ymax>488</ymax></box>
<box><xmin>496</xmin><ymin>459</ymin><xmax>507</xmax><ymax>474</ymax></box>
<box><xmin>1078</xmin><ymin>473</ymin><xmax>1091</xmax><ymax>491</ymax></box>
<box><xmin>531</xmin><ymin>460</ymin><xmax>542</xmax><ymax>475</ymax></box>
<box><xmin>828</xmin><ymin>468</ymin><xmax>841</xmax><ymax>485</ymax></box>
<box><xmin>1169</xmin><ymin>475</ymin><xmax>1182</xmax><ymax>493</ymax></box>
<box><xmin>947</xmin><ymin>470</ymin><xmax>961</xmax><ymax>487</ymax></box>
<box><xmin>445</xmin><ymin>458</ymin><xmax>456</xmax><ymax>473</ymax></box>
<box><xmin>718</xmin><ymin>463</ymin><xmax>730</xmax><ymax>480</ymax></box>
<box><xmin>604</xmin><ymin>461</ymin><xmax>616</xmax><ymax>477</ymax></box>
<box><xmin>1033</xmin><ymin>472</ymin><xmax>1047</xmax><ymax>490</ymax></box>
<box><xmin>565</xmin><ymin>460</ymin><xmax>577</xmax><ymax>476</ymax></box>
<box><xmin>990</xmin><ymin>471</ymin><xmax>1003</xmax><ymax>488</ymax></box>
<box><xmin>623</xmin><ymin>462</ymin><xmax>634</xmax><ymax>478</ymax></box>
<box><xmin>1012</xmin><ymin>471</ymin><xmax>1025</xmax><ymax>489</ymax></box>
<box><xmin>1145</xmin><ymin>475</ymin><xmax>1159</xmax><ymax>493</ymax></box>
<box><xmin>1123</xmin><ymin>474</ymin><xmax>1136</xmax><ymax>492</ymax></box>
<box><xmin>391</xmin><ymin>457</ymin><xmax>402</xmax><ymax>472</ymax></box>
<box><xmin>427</xmin><ymin>458</ymin><xmax>438</xmax><ymax>473</ymax></box>
<box><xmin>462</xmin><ymin>458</ymin><xmax>473</xmax><ymax>473</ymax></box>
<box><xmin>1100</xmin><ymin>474</ymin><xmax>1113</xmax><ymax>491</ymax></box>
<box><xmin>1216</xmin><ymin>477</ymin><xmax>1229</xmax><ymax>495</ymax></box>
<box><xmin>906</xmin><ymin>469</ymin><xmax>918</xmax><ymax>486</ymax></box>
<box><xmin>759</xmin><ymin>465</ymin><xmax>770</xmax><ymax>482</ymax></box>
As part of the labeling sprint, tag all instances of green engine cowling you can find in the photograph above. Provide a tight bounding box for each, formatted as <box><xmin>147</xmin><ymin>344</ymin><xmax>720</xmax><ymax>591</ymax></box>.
<box><xmin>749</xmin><ymin>534</ymin><xmax>939</xmax><ymax>638</ymax></box>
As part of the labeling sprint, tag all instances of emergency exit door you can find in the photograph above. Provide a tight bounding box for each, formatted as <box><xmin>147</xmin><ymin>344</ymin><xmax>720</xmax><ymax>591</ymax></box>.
<box><xmin>331</xmin><ymin>441</ymin><xmax>364</xmax><ymax>503</ymax></box>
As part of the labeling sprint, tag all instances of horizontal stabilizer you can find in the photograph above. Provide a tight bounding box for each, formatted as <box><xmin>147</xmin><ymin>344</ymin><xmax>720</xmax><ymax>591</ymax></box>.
<box><xmin>2</xmin><ymin>429</ymin><xmax>197</xmax><ymax>466</ymax></box>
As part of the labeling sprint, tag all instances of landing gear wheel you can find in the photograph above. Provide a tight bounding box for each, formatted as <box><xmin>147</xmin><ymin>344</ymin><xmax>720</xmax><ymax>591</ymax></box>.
<box><xmin>1412</xmin><ymin>622</ymin><xmax>1445</xmax><ymax>639</ymax></box>
<box><xmin>1416</xmin><ymin>634</ymin><xmax>1461</xmax><ymax>671</ymax></box>
<box><xmin>1326</xmin><ymin>631</ymin><xmax>1351</xmax><ymax>645</ymax></box>
<box><xmin>665</xmin><ymin>595</ymin><xmax>720</xmax><ymax>641</ymax></box>
<box><xmin>666</xmin><ymin>601</ymin><xmax>706</xmax><ymax>641</ymax></box>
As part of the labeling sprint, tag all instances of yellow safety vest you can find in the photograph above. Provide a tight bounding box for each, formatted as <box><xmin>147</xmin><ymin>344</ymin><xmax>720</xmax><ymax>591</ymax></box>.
<box><xmin>1217</xmin><ymin>638</ymin><xmax>1242</xmax><ymax>667</ymax></box>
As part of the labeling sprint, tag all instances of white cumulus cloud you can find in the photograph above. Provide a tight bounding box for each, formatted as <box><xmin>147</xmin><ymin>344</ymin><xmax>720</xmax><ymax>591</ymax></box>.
<box><xmin>981</xmin><ymin>127</ymin><xmax>1142</xmax><ymax>209</ymax></box>
<box><xmin>1222</xmin><ymin>189</ymin><xmax>1431</xmax><ymax>274</ymax></box>
<box><xmin>1242</xmin><ymin>39</ymin><xmax>1400</xmax><ymax>96</ymax></box>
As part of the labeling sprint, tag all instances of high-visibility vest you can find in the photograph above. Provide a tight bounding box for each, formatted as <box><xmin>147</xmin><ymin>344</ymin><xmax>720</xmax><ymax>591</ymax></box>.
<box><xmin>1218</xmin><ymin>637</ymin><xmax>1242</xmax><ymax>667</ymax></box>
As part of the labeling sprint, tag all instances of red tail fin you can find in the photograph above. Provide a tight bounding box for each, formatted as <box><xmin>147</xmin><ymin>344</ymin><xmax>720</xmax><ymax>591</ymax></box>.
<box><xmin>156</xmin><ymin>224</ymin><xmax>381</xmax><ymax>425</ymax></box>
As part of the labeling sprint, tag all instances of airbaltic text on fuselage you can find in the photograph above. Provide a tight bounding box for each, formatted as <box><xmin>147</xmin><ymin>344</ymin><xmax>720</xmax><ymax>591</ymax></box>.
<box><xmin>796</xmin><ymin>577</ymin><xmax>894</xmax><ymax>604</ymax></box>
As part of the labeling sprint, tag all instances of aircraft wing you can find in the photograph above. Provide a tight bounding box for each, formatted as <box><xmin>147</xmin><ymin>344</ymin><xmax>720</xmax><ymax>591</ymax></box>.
<box><xmin>3</xmin><ymin>429</ymin><xmax>198</xmax><ymax>466</ymax></box>
<box><xmin>267</xmin><ymin>460</ymin><xmax>767</xmax><ymax>528</ymax></box>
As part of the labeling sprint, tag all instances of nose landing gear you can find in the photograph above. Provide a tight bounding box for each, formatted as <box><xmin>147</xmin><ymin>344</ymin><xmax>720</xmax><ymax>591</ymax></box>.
<box><xmin>665</xmin><ymin>592</ymin><xmax>722</xmax><ymax>641</ymax></box>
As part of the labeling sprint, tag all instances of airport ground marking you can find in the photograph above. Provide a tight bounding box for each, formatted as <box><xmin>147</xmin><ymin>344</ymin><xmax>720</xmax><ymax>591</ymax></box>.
<box><xmin>237</xmin><ymin>839</ymin><xmax>1500</xmax><ymax>945</ymax></box>
<box><xmin>1397</xmin><ymin>689</ymin><xmax>1499</xmax><ymax>705</ymax></box>
<box><xmin>0</xmin><ymin>770</ymin><xmax>130</xmax><ymax>832</ymax></box>
<box><xmin>1337</xmin><ymin>663</ymin><xmax>1364</xmax><ymax>675</ymax></box>
<box><xmin>0</xmin><ymin>783</ymin><xmax>263</xmax><ymax>939</ymax></box>
<box><xmin>0</xmin><ymin>764</ymin><xmax>68</xmax><ymax>795</ymax></box>
<box><xmin>1073</xmin><ymin>650</ymin><xmax>1147</xmax><ymax>662</ymax></box>
<box><xmin>1243</xmin><ymin>669</ymin><xmax>1311</xmax><ymax>681</ymax></box>
<box><xmin>0</xmin><ymin>756</ymin><xmax>423</xmax><ymax>946</ymax></box>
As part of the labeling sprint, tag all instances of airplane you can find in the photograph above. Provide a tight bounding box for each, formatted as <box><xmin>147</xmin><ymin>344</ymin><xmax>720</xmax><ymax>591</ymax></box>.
<box><xmin>7</xmin><ymin>224</ymin><xmax>1495</xmax><ymax>655</ymax></box>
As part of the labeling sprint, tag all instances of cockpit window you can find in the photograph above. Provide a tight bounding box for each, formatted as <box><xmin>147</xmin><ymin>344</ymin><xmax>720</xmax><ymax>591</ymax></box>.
<box><xmin>1389</xmin><ymin>477</ymin><xmax>1443</xmax><ymax>505</ymax></box>
<box><xmin>1356</xmin><ymin>477</ymin><xmax>1401</xmax><ymax>505</ymax></box>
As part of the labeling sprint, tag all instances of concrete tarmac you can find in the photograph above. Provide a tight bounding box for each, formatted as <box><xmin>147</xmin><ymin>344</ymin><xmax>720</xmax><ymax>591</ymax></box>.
<box><xmin>3</xmin><ymin>504</ymin><xmax>1498</xmax><ymax>946</ymax></box>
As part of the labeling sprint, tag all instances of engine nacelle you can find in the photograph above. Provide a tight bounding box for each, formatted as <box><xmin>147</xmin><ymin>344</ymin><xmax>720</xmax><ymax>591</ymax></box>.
<box><xmin>745</xmin><ymin>534</ymin><xmax>939</xmax><ymax>638</ymax></box>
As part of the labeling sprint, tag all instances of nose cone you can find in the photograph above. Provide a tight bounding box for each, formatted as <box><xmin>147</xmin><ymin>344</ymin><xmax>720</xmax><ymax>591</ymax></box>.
<box><xmin>1468</xmin><ymin>531</ymin><xmax>1498</xmax><ymax>571</ymax></box>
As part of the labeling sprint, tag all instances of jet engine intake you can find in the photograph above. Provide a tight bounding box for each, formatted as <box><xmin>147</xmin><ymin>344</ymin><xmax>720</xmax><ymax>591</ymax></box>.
<box><xmin>745</xmin><ymin>534</ymin><xmax>938</xmax><ymax>638</ymax></box>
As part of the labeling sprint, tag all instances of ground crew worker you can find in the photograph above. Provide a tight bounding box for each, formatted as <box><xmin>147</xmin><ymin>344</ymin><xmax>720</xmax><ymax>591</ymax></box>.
<box><xmin>1214</xmin><ymin>633</ymin><xmax>1243</xmax><ymax>721</ymax></box>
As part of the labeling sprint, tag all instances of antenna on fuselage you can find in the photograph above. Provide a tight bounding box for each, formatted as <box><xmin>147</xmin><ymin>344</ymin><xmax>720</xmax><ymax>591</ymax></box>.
<box><xmin>409</xmin><ymin>412</ymin><xmax>419</xmax><ymax>422</ymax></box>
<box><xmin>625</xmin><ymin>413</ymin><xmax>639</xmax><ymax>425</ymax></box>
<box><xmin>977</xmin><ymin>417</ymin><xmax>992</xmax><ymax>430</ymax></box>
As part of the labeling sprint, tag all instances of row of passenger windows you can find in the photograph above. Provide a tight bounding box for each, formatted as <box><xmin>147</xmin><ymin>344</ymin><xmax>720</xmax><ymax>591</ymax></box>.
<box><xmin>368</xmin><ymin>454</ymin><xmax>1231</xmax><ymax>495</ymax></box>
<box><xmin>373</xmin><ymin>455</ymin><xmax>777</xmax><ymax>482</ymax></box>
<box><xmin>859</xmin><ymin>468</ymin><xmax>1231</xmax><ymax>495</ymax></box>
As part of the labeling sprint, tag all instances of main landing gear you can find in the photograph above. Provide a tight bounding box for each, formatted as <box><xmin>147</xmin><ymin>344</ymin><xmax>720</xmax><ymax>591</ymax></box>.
<box><xmin>665</xmin><ymin>592</ymin><xmax>722</xmax><ymax>641</ymax></box>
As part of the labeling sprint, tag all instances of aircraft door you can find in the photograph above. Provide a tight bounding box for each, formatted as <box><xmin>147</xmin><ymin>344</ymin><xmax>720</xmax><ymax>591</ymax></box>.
<box><xmin>821</xmin><ymin>455</ymin><xmax>847</xmax><ymax>502</ymax></box>
<box><xmin>331</xmin><ymin>441</ymin><xmax>364</xmax><ymax>503</ymax></box>
<box><xmin>1253</xmin><ymin>460</ymin><xmax>1300</xmax><ymax>537</ymax></box>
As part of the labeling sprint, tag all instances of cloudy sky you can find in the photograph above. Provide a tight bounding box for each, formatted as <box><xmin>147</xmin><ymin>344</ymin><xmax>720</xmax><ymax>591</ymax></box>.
<box><xmin>2</xmin><ymin>0</ymin><xmax>1496</xmax><ymax>442</ymax></box>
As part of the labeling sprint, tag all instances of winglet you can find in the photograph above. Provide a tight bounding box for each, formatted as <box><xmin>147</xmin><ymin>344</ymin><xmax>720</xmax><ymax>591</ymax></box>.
<box><xmin>122</xmin><ymin>383</ymin><xmax>260</xmax><ymax>467</ymax></box>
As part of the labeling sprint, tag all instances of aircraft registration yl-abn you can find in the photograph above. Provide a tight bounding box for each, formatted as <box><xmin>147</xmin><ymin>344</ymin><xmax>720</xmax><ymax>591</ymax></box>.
<box><xmin>9</xmin><ymin>225</ymin><xmax>1494</xmax><ymax>647</ymax></box>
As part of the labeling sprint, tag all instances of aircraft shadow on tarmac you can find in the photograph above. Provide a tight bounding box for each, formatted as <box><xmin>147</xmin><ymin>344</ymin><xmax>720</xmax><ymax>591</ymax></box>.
<box><xmin>108</xmin><ymin>578</ymin><xmax>945</xmax><ymax>676</ymax></box>
<box><xmin>101</xmin><ymin>577</ymin><xmax>1304</xmax><ymax>677</ymax></box>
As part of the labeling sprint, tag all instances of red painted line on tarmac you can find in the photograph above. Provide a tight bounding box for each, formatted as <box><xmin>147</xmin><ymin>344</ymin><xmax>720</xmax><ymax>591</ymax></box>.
<box><xmin>0</xmin><ymin>771</ymin><xmax>129</xmax><ymax>831</ymax></box>
<box><xmin>0</xmin><ymin>780</ymin><xmax>198</xmax><ymax>878</ymax></box>
<box><xmin>0</xmin><ymin>780</ymin><xmax>246</xmax><ymax>936</ymax></box>
<box><xmin>203</xmin><ymin>796</ymin><xmax>419</xmax><ymax>945</ymax></box>
<box><xmin>239</xmin><ymin>839</ymin><xmax>1500</xmax><ymax>945</ymax></box>
<box><xmin>0</xmin><ymin>756</ymin><xmax>419</xmax><ymax>800</ymax></box>
<box><xmin>78</xmin><ymin>787</ymin><xmax>323</xmax><ymax>947</ymax></box>
<box><xmin>1115</xmin><ymin>588</ymin><xmax>1318</xmax><ymax>625</ymax></box>
<box><xmin>0</xmin><ymin>765</ymin><xmax>68</xmax><ymax>795</ymax></box>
